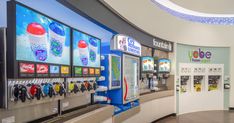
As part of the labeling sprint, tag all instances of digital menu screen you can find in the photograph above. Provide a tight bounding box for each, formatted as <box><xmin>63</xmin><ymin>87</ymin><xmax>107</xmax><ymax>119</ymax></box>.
<box><xmin>72</xmin><ymin>30</ymin><xmax>101</xmax><ymax>76</ymax></box>
<box><xmin>141</xmin><ymin>57</ymin><xmax>154</xmax><ymax>72</ymax></box>
<box><xmin>158</xmin><ymin>59</ymin><xmax>171</xmax><ymax>73</ymax></box>
<box><xmin>16</xmin><ymin>4</ymin><xmax>70</xmax><ymax>65</ymax></box>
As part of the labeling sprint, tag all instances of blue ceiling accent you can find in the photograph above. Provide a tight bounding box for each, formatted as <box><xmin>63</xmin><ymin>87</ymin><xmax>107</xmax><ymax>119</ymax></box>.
<box><xmin>151</xmin><ymin>0</ymin><xmax>234</xmax><ymax>25</ymax></box>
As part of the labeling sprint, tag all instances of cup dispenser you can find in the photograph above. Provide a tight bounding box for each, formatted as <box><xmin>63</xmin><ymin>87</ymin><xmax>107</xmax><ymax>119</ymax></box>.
<box><xmin>8</xmin><ymin>78</ymin><xmax>65</xmax><ymax>109</ymax></box>
<box><xmin>180</xmin><ymin>76</ymin><xmax>191</xmax><ymax>93</ymax></box>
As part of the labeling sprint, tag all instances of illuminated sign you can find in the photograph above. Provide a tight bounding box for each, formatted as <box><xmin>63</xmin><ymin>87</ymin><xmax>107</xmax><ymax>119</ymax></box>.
<box><xmin>111</xmin><ymin>34</ymin><xmax>141</xmax><ymax>56</ymax></box>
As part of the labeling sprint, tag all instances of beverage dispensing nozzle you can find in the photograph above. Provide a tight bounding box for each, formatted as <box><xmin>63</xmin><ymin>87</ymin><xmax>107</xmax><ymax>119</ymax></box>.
<box><xmin>73</xmin><ymin>82</ymin><xmax>79</xmax><ymax>94</ymax></box>
<box><xmin>93</xmin><ymin>80</ymin><xmax>97</xmax><ymax>90</ymax></box>
<box><xmin>11</xmin><ymin>84</ymin><xmax>19</xmax><ymax>102</ymax></box>
<box><xmin>59</xmin><ymin>83</ymin><xmax>66</xmax><ymax>96</ymax></box>
<box><xmin>87</xmin><ymin>81</ymin><xmax>93</xmax><ymax>91</ymax></box>
<box><xmin>80</xmin><ymin>82</ymin><xmax>86</xmax><ymax>93</ymax></box>
<box><xmin>18</xmin><ymin>85</ymin><xmax>27</xmax><ymax>102</ymax></box>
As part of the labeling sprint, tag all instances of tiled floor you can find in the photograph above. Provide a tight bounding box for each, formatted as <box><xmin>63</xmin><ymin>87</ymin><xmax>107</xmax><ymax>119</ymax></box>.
<box><xmin>154</xmin><ymin>110</ymin><xmax>234</xmax><ymax>123</ymax></box>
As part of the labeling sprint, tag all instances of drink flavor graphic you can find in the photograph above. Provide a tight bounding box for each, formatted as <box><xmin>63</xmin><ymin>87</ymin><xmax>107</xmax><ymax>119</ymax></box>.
<box><xmin>36</xmin><ymin>64</ymin><xmax>48</xmax><ymax>74</ymax></box>
<box><xmin>50</xmin><ymin>65</ymin><xmax>59</xmax><ymax>74</ymax></box>
<box><xmin>19</xmin><ymin>63</ymin><xmax>35</xmax><ymax>73</ymax></box>
<box><xmin>73</xmin><ymin>30</ymin><xmax>101</xmax><ymax>68</ymax></box>
<box><xmin>16</xmin><ymin>4</ymin><xmax>70</xmax><ymax>65</ymax></box>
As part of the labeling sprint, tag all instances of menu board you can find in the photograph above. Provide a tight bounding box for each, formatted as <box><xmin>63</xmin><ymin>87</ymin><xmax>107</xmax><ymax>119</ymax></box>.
<box><xmin>72</xmin><ymin>30</ymin><xmax>101</xmax><ymax>76</ymax></box>
<box><xmin>158</xmin><ymin>59</ymin><xmax>171</xmax><ymax>73</ymax></box>
<box><xmin>13</xmin><ymin>3</ymin><xmax>71</xmax><ymax>77</ymax></box>
<box><xmin>141</xmin><ymin>57</ymin><xmax>154</xmax><ymax>72</ymax></box>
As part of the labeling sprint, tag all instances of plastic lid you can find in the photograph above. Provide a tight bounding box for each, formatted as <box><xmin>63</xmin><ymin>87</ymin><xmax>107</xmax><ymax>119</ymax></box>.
<box><xmin>49</xmin><ymin>21</ymin><xmax>65</xmax><ymax>36</ymax></box>
<box><xmin>89</xmin><ymin>38</ymin><xmax>98</xmax><ymax>47</ymax></box>
<box><xmin>78</xmin><ymin>40</ymin><xmax>87</xmax><ymax>48</ymax></box>
<box><xmin>27</xmin><ymin>22</ymin><xmax>46</xmax><ymax>35</ymax></box>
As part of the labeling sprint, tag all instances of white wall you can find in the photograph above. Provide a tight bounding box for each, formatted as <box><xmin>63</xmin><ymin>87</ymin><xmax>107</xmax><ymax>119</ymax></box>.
<box><xmin>102</xmin><ymin>0</ymin><xmax>234</xmax><ymax>108</ymax></box>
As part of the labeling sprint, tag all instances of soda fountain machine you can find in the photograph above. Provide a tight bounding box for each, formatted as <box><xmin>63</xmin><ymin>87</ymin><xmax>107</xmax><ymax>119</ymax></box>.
<box><xmin>157</xmin><ymin>58</ymin><xmax>171</xmax><ymax>91</ymax></box>
<box><xmin>140</xmin><ymin>56</ymin><xmax>157</xmax><ymax>93</ymax></box>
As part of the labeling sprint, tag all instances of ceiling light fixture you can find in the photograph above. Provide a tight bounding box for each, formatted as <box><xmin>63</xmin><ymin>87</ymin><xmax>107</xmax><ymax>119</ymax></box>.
<box><xmin>151</xmin><ymin>0</ymin><xmax>234</xmax><ymax>25</ymax></box>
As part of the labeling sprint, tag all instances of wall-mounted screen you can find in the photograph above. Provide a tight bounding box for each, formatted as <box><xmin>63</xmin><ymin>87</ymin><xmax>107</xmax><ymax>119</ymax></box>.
<box><xmin>16</xmin><ymin>4</ymin><xmax>71</xmax><ymax>65</ymax></box>
<box><xmin>73</xmin><ymin>30</ymin><xmax>101</xmax><ymax>68</ymax></box>
<box><xmin>158</xmin><ymin>59</ymin><xmax>171</xmax><ymax>73</ymax></box>
<box><xmin>109</xmin><ymin>55</ymin><xmax>121</xmax><ymax>89</ymax></box>
<box><xmin>141</xmin><ymin>56</ymin><xmax>154</xmax><ymax>72</ymax></box>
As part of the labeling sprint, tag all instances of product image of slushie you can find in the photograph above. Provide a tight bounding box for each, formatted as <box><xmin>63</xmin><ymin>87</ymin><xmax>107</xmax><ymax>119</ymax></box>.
<box><xmin>89</xmin><ymin>38</ymin><xmax>98</xmax><ymax>62</ymax></box>
<box><xmin>27</xmin><ymin>22</ymin><xmax>47</xmax><ymax>61</ymax></box>
<box><xmin>78</xmin><ymin>40</ymin><xmax>89</xmax><ymax>66</ymax></box>
<box><xmin>49</xmin><ymin>21</ymin><xmax>65</xmax><ymax>57</ymax></box>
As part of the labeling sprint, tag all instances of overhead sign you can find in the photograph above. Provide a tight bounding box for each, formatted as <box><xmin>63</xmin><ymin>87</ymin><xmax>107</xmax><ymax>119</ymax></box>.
<box><xmin>111</xmin><ymin>34</ymin><xmax>141</xmax><ymax>56</ymax></box>
<box><xmin>153</xmin><ymin>38</ymin><xmax>173</xmax><ymax>52</ymax></box>
<box><xmin>188</xmin><ymin>48</ymin><xmax>212</xmax><ymax>63</ymax></box>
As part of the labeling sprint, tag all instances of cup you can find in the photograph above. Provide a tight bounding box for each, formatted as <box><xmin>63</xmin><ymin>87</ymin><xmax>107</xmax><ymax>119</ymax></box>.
<box><xmin>89</xmin><ymin>38</ymin><xmax>98</xmax><ymax>62</ymax></box>
<box><xmin>49</xmin><ymin>21</ymin><xmax>65</xmax><ymax>57</ymax></box>
<box><xmin>27</xmin><ymin>22</ymin><xmax>47</xmax><ymax>61</ymax></box>
<box><xmin>78</xmin><ymin>40</ymin><xmax>89</xmax><ymax>66</ymax></box>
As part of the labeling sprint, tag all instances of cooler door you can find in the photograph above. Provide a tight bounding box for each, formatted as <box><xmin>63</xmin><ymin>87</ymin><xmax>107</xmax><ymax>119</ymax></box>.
<box><xmin>122</xmin><ymin>54</ymin><xmax>140</xmax><ymax>104</ymax></box>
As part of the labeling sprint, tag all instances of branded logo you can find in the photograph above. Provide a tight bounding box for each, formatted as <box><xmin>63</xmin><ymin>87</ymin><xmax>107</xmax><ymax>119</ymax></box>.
<box><xmin>153</xmin><ymin>38</ymin><xmax>173</xmax><ymax>52</ymax></box>
<box><xmin>188</xmin><ymin>48</ymin><xmax>211</xmax><ymax>63</ymax></box>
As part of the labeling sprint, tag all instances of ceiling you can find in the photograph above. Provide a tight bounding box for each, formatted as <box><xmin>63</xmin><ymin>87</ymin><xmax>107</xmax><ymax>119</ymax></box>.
<box><xmin>101</xmin><ymin>0</ymin><xmax>234</xmax><ymax>46</ymax></box>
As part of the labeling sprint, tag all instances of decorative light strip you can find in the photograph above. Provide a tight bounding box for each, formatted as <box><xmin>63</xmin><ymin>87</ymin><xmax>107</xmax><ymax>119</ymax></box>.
<box><xmin>151</xmin><ymin>0</ymin><xmax>234</xmax><ymax>25</ymax></box>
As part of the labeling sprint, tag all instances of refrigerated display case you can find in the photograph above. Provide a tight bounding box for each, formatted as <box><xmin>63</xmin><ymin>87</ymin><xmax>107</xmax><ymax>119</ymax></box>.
<box><xmin>122</xmin><ymin>54</ymin><xmax>140</xmax><ymax>104</ymax></box>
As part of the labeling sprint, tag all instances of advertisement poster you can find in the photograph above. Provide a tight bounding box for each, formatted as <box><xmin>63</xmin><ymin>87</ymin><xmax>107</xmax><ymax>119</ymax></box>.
<box><xmin>111</xmin><ymin>55</ymin><xmax>121</xmax><ymax>87</ymax></box>
<box><xmin>208</xmin><ymin>75</ymin><xmax>220</xmax><ymax>91</ymax></box>
<box><xmin>73</xmin><ymin>30</ymin><xmax>101</xmax><ymax>68</ymax></box>
<box><xmin>142</xmin><ymin>57</ymin><xmax>154</xmax><ymax>72</ymax></box>
<box><xmin>193</xmin><ymin>76</ymin><xmax>203</xmax><ymax>92</ymax></box>
<box><xmin>158</xmin><ymin>59</ymin><xmax>171</xmax><ymax>72</ymax></box>
<box><xmin>16</xmin><ymin>4</ymin><xmax>70</xmax><ymax>65</ymax></box>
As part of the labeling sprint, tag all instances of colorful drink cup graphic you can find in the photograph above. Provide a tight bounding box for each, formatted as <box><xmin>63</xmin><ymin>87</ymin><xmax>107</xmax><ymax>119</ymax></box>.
<box><xmin>89</xmin><ymin>38</ymin><xmax>98</xmax><ymax>62</ymax></box>
<box><xmin>49</xmin><ymin>21</ymin><xmax>65</xmax><ymax>57</ymax></box>
<box><xmin>27</xmin><ymin>22</ymin><xmax>47</xmax><ymax>61</ymax></box>
<box><xmin>78</xmin><ymin>40</ymin><xmax>89</xmax><ymax>66</ymax></box>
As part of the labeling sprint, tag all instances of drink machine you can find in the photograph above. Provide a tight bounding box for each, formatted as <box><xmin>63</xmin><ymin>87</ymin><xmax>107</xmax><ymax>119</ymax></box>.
<box><xmin>98</xmin><ymin>34</ymin><xmax>141</xmax><ymax>114</ymax></box>
<box><xmin>140</xmin><ymin>56</ymin><xmax>157</xmax><ymax>93</ymax></box>
<box><xmin>157</xmin><ymin>58</ymin><xmax>171</xmax><ymax>90</ymax></box>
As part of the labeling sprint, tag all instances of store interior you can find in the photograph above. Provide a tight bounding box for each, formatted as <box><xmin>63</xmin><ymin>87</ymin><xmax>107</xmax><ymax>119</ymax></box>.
<box><xmin>0</xmin><ymin>0</ymin><xmax>233</xmax><ymax>123</ymax></box>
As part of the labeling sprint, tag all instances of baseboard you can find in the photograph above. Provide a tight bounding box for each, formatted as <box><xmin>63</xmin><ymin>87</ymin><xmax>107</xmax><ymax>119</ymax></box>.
<box><xmin>229</xmin><ymin>107</ymin><xmax>234</xmax><ymax>111</ymax></box>
<box><xmin>151</xmin><ymin>113</ymin><xmax>176</xmax><ymax>123</ymax></box>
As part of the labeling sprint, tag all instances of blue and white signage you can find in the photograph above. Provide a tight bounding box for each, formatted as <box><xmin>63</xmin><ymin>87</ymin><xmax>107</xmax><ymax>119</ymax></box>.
<box><xmin>111</xmin><ymin>34</ymin><xmax>141</xmax><ymax>56</ymax></box>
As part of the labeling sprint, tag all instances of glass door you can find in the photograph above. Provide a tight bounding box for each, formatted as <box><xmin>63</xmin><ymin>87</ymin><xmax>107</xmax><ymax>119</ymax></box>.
<box><xmin>122</xmin><ymin>54</ymin><xmax>140</xmax><ymax>104</ymax></box>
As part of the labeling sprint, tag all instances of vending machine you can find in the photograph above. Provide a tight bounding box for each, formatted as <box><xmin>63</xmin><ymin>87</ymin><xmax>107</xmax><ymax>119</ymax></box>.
<box><xmin>98</xmin><ymin>34</ymin><xmax>141</xmax><ymax>114</ymax></box>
